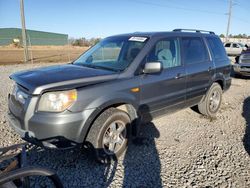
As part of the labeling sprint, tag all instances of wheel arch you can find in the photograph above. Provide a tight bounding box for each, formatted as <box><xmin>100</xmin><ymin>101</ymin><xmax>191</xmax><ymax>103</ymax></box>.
<box><xmin>214</xmin><ymin>79</ymin><xmax>224</xmax><ymax>90</ymax></box>
<box><xmin>211</xmin><ymin>73</ymin><xmax>226</xmax><ymax>90</ymax></box>
<box><xmin>78</xmin><ymin>99</ymin><xmax>139</xmax><ymax>143</ymax></box>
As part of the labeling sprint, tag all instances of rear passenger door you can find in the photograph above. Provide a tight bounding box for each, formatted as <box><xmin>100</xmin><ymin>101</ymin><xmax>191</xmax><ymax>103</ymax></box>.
<box><xmin>206</xmin><ymin>36</ymin><xmax>231</xmax><ymax>80</ymax></box>
<box><xmin>182</xmin><ymin>36</ymin><xmax>214</xmax><ymax>107</ymax></box>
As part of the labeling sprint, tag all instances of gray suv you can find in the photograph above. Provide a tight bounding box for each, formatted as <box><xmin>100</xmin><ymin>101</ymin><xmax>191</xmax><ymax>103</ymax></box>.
<box><xmin>7</xmin><ymin>29</ymin><xmax>231</xmax><ymax>161</ymax></box>
<box><xmin>233</xmin><ymin>48</ymin><xmax>250</xmax><ymax>76</ymax></box>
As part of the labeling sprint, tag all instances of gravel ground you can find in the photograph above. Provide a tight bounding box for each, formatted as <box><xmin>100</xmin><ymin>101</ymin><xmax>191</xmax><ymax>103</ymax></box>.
<box><xmin>0</xmin><ymin>63</ymin><xmax>250</xmax><ymax>187</ymax></box>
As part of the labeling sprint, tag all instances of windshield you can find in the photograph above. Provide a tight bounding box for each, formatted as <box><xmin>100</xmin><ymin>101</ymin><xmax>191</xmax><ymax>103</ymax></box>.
<box><xmin>238</xmin><ymin>43</ymin><xmax>245</xmax><ymax>47</ymax></box>
<box><xmin>73</xmin><ymin>36</ymin><xmax>148</xmax><ymax>72</ymax></box>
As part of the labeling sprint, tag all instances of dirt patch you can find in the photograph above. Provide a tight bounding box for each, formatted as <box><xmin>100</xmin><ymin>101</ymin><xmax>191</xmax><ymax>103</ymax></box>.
<box><xmin>0</xmin><ymin>45</ymin><xmax>88</xmax><ymax>65</ymax></box>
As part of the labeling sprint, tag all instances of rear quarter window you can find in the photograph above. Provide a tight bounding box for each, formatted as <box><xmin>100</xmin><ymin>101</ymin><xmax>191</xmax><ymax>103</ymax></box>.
<box><xmin>206</xmin><ymin>37</ymin><xmax>228</xmax><ymax>61</ymax></box>
<box><xmin>182</xmin><ymin>37</ymin><xmax>209</xmax><ymax>65</ymax></box>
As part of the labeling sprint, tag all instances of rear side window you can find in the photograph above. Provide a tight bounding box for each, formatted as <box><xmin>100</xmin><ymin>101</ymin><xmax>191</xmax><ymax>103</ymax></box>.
<box><xmin>182</xmin><ymin>37</ymin><xmax>209</xmax><ymax>64</ymax></box>
<box><xmin>206</xmin><ymin>37</ymin><xmax>227</xmax><ymax>61</ymax></box>
<box><xmin>225</xmin><ymin>43</ymin><xmax>231</xmax><ymax>47</ymax></box>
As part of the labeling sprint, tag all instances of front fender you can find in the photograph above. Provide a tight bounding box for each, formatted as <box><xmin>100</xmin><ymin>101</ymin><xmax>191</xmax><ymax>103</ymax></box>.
<box><xmin>76</xmin><ymin>92</ymin><xmax>139</xmax><ymax>143</ymax></box>
<box><xmin>85</xmin><ymin>92</ymin><xmax>139</xmax><ymax>110</ymax></box>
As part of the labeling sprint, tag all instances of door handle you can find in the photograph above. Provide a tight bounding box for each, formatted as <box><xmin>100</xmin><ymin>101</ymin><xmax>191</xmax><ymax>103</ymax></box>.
<box><xmin>175</xmin><ymin>73</ymin><xmax>185</xmax><ymax>79</ymax></box>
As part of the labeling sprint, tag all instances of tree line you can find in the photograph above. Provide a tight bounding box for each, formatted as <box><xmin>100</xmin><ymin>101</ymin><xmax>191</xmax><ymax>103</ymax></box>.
<box><xmin>70</xmin><ymin>37</ymin><xmax>101</xmax><ymax>47</ymax></box>
<box><xmin>220</xmin><ymin>34</ymin><xmax>250</xmax><ymax>39</ymax></box>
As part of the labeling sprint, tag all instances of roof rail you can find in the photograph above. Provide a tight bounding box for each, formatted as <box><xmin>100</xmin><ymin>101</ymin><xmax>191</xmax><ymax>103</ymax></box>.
<box><xmin>173</xmin><ymin>29</ymin><xmax>215</xmax><ymax>34</ymax></box>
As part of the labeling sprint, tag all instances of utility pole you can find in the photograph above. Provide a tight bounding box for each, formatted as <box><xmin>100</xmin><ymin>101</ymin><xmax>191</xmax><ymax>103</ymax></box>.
<box><xmin>226</xmin><ymin>0</ymin><xmax>232</xmax><ymax>42</ymax></box>
<box><xmin>20</xmin><ymin>0</ymin><xmax>29</xmax><ymax>63</ymax></box>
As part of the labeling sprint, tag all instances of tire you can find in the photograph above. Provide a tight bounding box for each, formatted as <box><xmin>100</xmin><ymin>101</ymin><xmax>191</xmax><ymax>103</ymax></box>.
<box><xmin>85</xmin><ymin>108</ymin><xmax>131</xmax><ymax>163</ymax></box>
<box><xmin>198</xmin><ymin>83</ymin><xmax>223</xmax><ymax>118</ymax></box>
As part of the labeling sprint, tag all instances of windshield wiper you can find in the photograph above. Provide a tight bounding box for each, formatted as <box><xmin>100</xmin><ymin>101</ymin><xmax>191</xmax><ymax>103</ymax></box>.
<box><xmin>76</xmin><ymin>63</ymin><xmax>120</xmax><ymax>72</ymax></box>
<box><xmin>94</xmin><ymin>65</ymin><xmax>121</xmax><ymax>72</ymax></box>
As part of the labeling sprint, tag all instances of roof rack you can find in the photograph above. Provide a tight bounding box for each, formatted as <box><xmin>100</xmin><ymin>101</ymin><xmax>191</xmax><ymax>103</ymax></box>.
<box><xmin>173</xmin><ymin>29</ymin><xmax>215</xmax><ymax>35</ymax></box>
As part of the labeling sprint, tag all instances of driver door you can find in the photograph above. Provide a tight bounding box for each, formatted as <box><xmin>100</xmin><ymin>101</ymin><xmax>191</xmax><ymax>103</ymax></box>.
<box><xmin>139</xmin><ymin>37</ymin><xmax>186</xmax><ymax>118</ymax></box>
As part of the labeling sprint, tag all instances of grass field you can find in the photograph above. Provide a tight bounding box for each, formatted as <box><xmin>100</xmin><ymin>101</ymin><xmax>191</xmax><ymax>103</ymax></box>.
<box><xmin>0</xmin><ymin>45</ymin><xmax>88</xmax><ymax>65</ymax></box>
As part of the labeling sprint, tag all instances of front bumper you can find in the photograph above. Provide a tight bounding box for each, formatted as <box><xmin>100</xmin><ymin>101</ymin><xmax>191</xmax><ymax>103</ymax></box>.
<box><xmin>7</xmin><ymin>111</ymin><xmax>35</xmax><ymax>138</ymax></box>
<box><xmin>7</xmin><ymin>107</ymin><xmax>95</xmax><ymax>149</ymax></box>
<box><xmin>7</xmin><ymin>111</ymin><xmax>77</xmax><ymax>149</ymax></box>
<box><xmin>233</xmin><ymin>64</ymin><xmax>250</xmax><ymax>76</ymax></box>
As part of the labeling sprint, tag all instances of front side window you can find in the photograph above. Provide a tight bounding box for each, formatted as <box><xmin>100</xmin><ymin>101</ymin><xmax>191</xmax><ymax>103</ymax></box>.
<box><xmin>74</xmin><ymin>36</ymin><xmax>147</xmax><ymax>72</ymax></box>
<box><xmin>146</xmin><ymin>38</ymin><xmax>181</xmax><ymax>69</ymax></box>
<box><xmin>182</xmin><ymin>37</ymin><xmax>209</xmax><ymax>65</ymax></box>
<box><xmin>233</xmin><ymin>43</ymin><xmax>239</xmax><ymax>48</ymax></box>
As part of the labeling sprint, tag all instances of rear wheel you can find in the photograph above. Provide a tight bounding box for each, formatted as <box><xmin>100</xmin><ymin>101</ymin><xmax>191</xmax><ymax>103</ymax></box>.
<box><xmin>198</xmin><ymin>83</ymin><xmax>222</xmax><ymax>118</ymax></box>
<box><xmin>85</xmin><ymin>108</ymin><xmax>130</xmax><ymax>163</ymax></box>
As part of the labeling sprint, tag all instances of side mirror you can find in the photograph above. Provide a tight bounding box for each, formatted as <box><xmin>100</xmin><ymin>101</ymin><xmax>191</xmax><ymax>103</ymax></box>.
<box><xmin>143</xmin><ymin>62</ymin><xmax>162</xmax><ymax>74</ymax></box>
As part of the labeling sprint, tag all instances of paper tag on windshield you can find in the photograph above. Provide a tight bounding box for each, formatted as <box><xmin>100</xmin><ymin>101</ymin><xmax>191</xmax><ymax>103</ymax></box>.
<box><xmin>129</xmin><ymin>37</ymin><xmax>147</xmax><ymax>42</ymax></box>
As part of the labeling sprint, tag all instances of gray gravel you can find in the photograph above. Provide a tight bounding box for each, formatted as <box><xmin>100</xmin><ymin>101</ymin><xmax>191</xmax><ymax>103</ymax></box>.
<box><xmin>0</xmin><ymin>63</ymin><xmax>250</xmax><ymax>187</ymax></box>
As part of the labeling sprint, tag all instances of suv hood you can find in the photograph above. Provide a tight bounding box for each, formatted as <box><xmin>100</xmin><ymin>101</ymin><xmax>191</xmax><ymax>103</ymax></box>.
<box><xmin>10</xmin><ymin>64</ymin><xmax>119</xmax><ymax>95</ymax></box>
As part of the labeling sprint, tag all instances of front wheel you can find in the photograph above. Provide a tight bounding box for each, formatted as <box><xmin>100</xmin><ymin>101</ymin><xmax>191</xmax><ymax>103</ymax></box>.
<box><xmin>85</xmin><ymin>108</ymin><xmax>130</xmax><ymax>163</ymax></box>
<box><xmin>198</xmin><ymin>83</ymin><xmax>223</xmax><ymax>118</ymax></box>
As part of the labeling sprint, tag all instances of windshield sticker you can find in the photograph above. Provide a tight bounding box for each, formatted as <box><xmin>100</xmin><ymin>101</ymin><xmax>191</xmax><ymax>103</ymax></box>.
<box><xmin>129</xmin><ymin>37</ymin><xmax>147</xmax><ymax>42</ymax></box>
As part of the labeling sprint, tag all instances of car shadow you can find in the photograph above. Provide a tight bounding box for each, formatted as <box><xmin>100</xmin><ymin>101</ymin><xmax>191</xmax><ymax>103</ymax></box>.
<box><xmin>26</xmin><ymin>145</ymin><xmax>118</xmax><ymax>187</ymax></box>
<box><xmin>243</xmin><ymin>97</ymin><xmax>250</xmax><ymax>155</ymax></box>
<box><xmin>231</xmin><ymin>73</ymin><xmax>250</xmax><ymax>80</ymax></box>
<box><xmin>25</xmin><ymin>122</ymin><xmax>162</xmax><ymax>187</ymax></box>
<box><xmin>122</xmin><ymin>121</ymin><xmax>162</xmax><ymax>187</ymax></box>
<box><xmin>240</xmin><ymin>75</ymin><xmax>250</xmax><ymax>80</ymax></box>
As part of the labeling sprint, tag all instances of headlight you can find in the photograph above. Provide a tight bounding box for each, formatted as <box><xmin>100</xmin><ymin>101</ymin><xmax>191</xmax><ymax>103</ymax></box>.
<box><xmin>38</xmin><ymin>89</ymin><xmax>77</xmax><ymax>112</ymax></box>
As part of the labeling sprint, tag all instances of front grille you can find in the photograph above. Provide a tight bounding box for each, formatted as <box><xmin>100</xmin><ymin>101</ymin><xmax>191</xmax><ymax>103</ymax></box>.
<box><xmin>241</xmin><ymin>54</ymin><xmax>250</xmax><ymax>64</ymax></box>
<box><xmin>241</xmin><ymin>59</ymin><xmax>250</xmax><ymax>64</ymax></box>
<box><xmin>241</xmin><ymin>66</ymin><xmax>250</xmax><ymax>69</ymax></box>
<box><xmin>8</xmin><ymin>84</ymin><xmax>29</xmax><ymax>122</ymax></box>
<box><xmin>242</xmin><ymin>54</ymin><xmax>250</xmax><ymax>59</ymax></box>
<box><xmin>9</xmin><ymin>95</ymin><xmax>24</xmax><ymax>119</ymax></box>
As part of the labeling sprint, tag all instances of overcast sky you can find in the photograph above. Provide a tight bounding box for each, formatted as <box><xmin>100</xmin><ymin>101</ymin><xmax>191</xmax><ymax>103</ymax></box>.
<box><xmin>0</xmin><ymin>0</ymin><xmax>249</xmax><ymax>38</ymax></box>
